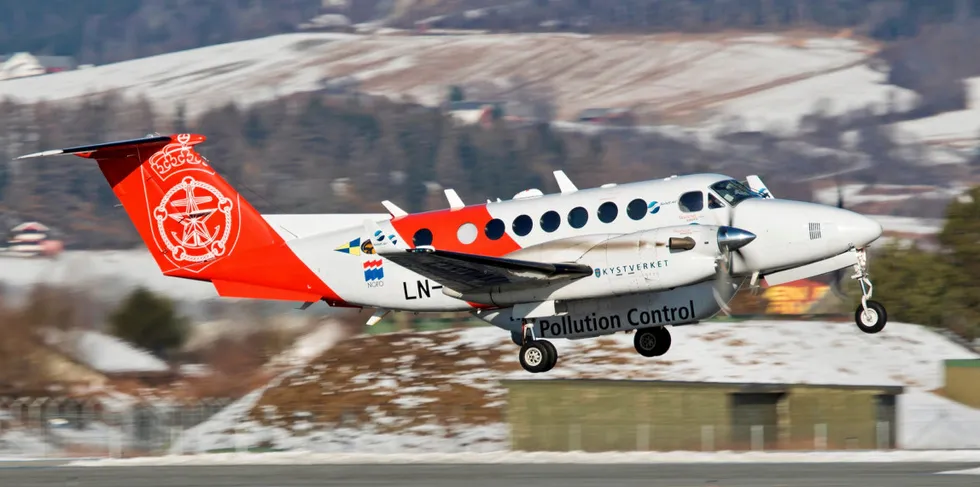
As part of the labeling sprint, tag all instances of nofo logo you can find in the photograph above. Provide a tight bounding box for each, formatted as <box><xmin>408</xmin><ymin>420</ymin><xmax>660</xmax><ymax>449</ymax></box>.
<box><xmin>648</xmin><ymin>201</ymin><xmax>661</xmax><ymax>214</ymax></box>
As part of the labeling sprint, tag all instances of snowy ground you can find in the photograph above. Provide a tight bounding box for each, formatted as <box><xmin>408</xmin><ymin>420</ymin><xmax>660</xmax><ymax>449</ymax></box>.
<box><xmin>0</xmin><ymin>249</ymin><xmax>215</xmax><ymax>303</ymax></box>
<box><xmin>167</xmin><ymin>320</ymin><xmax>980</xmax><ymax>454</ymax></box>
<box><xmin>0</xmin><ymin>31</ymin><xmax>909</xmax><ymax>131</ymax></box>
<box><xmin>889</xmin><ymin>77</ymin><xmax>980</xmax><ymax>150</ymax></box>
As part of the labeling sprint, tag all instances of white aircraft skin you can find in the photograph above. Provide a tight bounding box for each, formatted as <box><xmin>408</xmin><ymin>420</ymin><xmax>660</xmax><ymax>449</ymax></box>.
<box><xmin>18</xmin><ymin>134</ymin><xmax>888</xmax><ymax>373</ymax></box>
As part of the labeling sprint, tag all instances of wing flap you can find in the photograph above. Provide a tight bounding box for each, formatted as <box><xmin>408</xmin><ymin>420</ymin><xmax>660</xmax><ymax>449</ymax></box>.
<box><xmin>382</xmin><ymin>247</ymin><xmax>593</xmax><ymax>293</ymax></box>
<box><xmin>362</xmin><ymin>218</ymin><xmax>593</xmax><ymax>293</ymax></box>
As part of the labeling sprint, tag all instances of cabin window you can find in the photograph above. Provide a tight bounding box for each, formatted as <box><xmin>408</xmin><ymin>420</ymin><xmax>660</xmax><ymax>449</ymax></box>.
<box><xmin>679</xmin><ymin>191</ymin><xmax>704</xmax><ymax>212</ymax></box>
<box><xmin>568</xmin><ymin>206</ymin><xmax>588</xmax><ymax>228</ymax></box>
<box><xmin>540</xmin><ymin>210</ymin><xmax>561</xmax><ymax>232</ymax></box>
<box><xmin>513</xmin><ymin>214</ymin><xmax>533</xmax><ymax>236</ymax></box>
<box><xmin>708</xmin><ymin>193</ymin><xmax>725</xmax><ymax>209</ymax></box>
<box><xmin>627</xmin><ymin>198</ymin><xmax>647</xmax><ymax>220</ymax></box>
<box><xmin>457</xmin><ymin>222</ymin><xmax>478</xmax><ymax>244</ymax></box>
<box><xmin>710</xmin><ymin>179</ymin><xmax>760</xmax><ymax>206</ymax></box>
<box><xmin>598</xmin><ymin>201</ymin><xmax>618</xmax><ymax>223</ymax></box>
<box><xmin>485</xmin><ymin>218</ymin><xmax>505</xmax><ymax>240</ymax></box>
<box><xmin>413</xmin><ymin>228</ymin><xmax>433</xmax><ymax>246</ymax></box>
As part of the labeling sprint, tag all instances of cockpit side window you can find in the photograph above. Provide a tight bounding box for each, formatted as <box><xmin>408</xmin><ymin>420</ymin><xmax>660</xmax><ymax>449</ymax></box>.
<box><xmin>710</xmin><ymin>179</ymin><xmax>761</xmax><ymax>206</ymax></box>
<box><xmin>708</xmin><ymin>193</ymin><xmax>725</xmax><ymax>209</ymax></box>
<box><xmin>679</xmin><ymin>191</ymin><xmax>704</xmax><ymax>212</ymax></box>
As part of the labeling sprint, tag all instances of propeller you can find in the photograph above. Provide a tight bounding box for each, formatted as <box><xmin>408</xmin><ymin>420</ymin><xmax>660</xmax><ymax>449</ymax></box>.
<box><xmin>712</xmin><ymin>225</ymin><xmax>756</xmax><ymax>315</ymax></box>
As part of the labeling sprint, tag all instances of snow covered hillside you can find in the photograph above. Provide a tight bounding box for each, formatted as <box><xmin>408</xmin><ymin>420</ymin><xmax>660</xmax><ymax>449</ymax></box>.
<box><xmin>0</xmin><ymin>31</ymin><xmax>913</xmax><ymax>132</ymax></box>
<box><xmin>171</xmin><ymin>320</ymin><xmax>980</xmax><ymax>454</ymax></box>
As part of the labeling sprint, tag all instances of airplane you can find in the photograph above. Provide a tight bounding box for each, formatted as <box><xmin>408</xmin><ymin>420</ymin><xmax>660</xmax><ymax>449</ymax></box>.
<box><xmin>17</xmin><ymin>133</ymin><xmax>887</xmax><ymax>373</ymax></box>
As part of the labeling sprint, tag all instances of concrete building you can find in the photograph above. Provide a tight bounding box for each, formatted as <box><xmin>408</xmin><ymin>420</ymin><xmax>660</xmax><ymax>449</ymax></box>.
<box><xmin>504</xmin><ymin>379</ymin><xmax>901</xmax><ymax>451</ymax></box>
<box><xmin>944</xmin><ymin>359</ymin><xmax>980</xmax><ymax>408</ymax></box>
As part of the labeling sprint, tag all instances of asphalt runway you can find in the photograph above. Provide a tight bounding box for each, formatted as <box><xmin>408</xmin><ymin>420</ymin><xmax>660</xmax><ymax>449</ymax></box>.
<box><xmin>2</xmin><ymin>463</ymin><xmax>980</xmax><ymax>487</ymax></box>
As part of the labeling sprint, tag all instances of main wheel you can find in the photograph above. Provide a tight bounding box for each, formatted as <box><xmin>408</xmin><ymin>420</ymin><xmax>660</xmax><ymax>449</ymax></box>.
<box><xmin>538</xmin><ymin>340</ymin><xmax>558</xmax><ymax>372</ymax></box>
<box><xmin>634</xmin><ymin>327</ymin><xmax>672</xmax><ymax>357</ymax></box>
<box><xmin>652</xmin><ymin>326</ymin><xmax>672</xmax><ymax>356</ymax></box>
<box><xmin>519</xmin><ymin>341</ymin><xmax>551</xmax><ymax>373</ymax></box>
<box><xmin>855</xmin><ymin>300</ymin><xmax>887</xmax><ymax>334</ymax></box>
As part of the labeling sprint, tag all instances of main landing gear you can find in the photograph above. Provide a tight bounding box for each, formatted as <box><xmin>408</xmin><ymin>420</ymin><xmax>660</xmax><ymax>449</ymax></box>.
<box><xmin>517</xmin><ymin>320</ymin><xmax>557</xmax><ymax>373</ymax></box>
<box><xmin>633</xmin><ymin>326</ymin><xmax>671</xmax><ymax>357</ymax></box>
<box><xmin>852</xmin><ymin>248</ymin><xmax>887</xmax><ymax>334</ymax></box>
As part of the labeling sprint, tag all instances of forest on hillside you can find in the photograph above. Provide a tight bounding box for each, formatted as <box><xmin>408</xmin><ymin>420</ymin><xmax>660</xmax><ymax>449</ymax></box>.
<box><xmin>0</xmin><ymin>87</ymin><xmax>963</xmax><ymax>250</ymax></box>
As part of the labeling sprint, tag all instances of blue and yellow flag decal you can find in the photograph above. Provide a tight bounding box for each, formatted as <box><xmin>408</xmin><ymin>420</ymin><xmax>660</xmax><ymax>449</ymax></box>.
<box><xmin>334</xmin><ymin>237</ymin><xmax>362</xmax><ymax>256</ymax></box>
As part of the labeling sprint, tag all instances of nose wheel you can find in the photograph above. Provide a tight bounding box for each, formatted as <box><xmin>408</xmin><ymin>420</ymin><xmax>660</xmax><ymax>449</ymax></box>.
<box><xmin>852</xmin><ymin>249</ymin><xmax>887</xmax><ymax>334</ymax></box>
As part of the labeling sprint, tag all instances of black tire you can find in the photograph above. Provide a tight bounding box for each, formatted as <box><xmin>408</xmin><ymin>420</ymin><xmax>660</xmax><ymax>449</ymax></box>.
<box><xmin>652</xmin><ymin>326</ymin><xmax>672</xmax><ymax>356</ymax></box>
<box><xmin>634</xmin><ymin>328</ymin><xmax>660</xmax><ymax>357</ymax></box>
<box><xmin>518</xmin><ymin>341</ymin><xmax>550</xmax><ymax>373</ymax></box>
<box><xmin>539</xmin><ymin>340</ymin><xmax>558</xmax><ymax>372</ymax></box>
<box><xmin>855</xmin><ymin>300</ymin><xmax>887</xmax><ymax>334</ymax></box>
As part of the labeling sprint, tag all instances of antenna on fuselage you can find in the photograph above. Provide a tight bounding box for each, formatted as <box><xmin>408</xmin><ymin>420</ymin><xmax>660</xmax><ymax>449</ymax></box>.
<box><xmin>444</xmin><ymin>188</ymin><xmax>465</xmax><ymax>209</ymax></box>
<box><xmin>381</xmin><ymin>200</ymin><xmax>408</xmax><ymax>217</ymax></box>
<box><xmin>553</xmin><ymin>170</ymin><xmax>578</xmax><ymax>194</ymax></box>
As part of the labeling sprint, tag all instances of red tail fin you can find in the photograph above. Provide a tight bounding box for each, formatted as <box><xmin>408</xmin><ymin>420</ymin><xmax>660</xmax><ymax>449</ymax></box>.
<box><xmin>18</xmin><ymin>134</ymin><xmax>346</xmax><ymax>305</ymax></box>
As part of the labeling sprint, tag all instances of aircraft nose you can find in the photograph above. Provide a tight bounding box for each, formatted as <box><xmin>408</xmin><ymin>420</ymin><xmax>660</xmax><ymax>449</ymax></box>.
<box><xmin>834</xmin><ymin>209</ymin><xmax>882</xmax><ymax>249</ymax></box>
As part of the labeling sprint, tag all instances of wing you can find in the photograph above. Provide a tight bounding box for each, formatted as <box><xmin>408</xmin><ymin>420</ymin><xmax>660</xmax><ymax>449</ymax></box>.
<box><xmin>364</xmin><ymin>220</ymin><xmax>593</xmax><ymax>294</ymax></box>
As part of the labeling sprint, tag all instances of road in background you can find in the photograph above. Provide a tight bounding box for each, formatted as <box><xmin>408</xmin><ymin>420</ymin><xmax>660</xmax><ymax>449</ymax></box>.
<box><xmin>1</xmin><ymin>463</ymin><xmax>979</xmax><ymax>487</ymax></box>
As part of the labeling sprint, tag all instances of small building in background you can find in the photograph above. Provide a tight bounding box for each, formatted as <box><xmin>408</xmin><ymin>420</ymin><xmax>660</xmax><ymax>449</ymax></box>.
<box><xmin>504</xmin><ymin>379</ymin><xmax>901</xmax><ymax>452</ymax></box>
<box><xmin>0</xmin><ymin>53</ymin><xmax>77</xmax><ymax>81</ymax></box>
<box><xmin>0</xmin><ymin>222</ymin><xmax>63</xmax><ymax>258</ymax></box>
<box><xmin>447</xmin><ymin>100</ymin><xmax>504</xmax><ymax>126</ymax></box>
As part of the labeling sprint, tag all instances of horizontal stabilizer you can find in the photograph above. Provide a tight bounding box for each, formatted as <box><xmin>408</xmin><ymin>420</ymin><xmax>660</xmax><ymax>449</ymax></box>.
<box><xmin>16</xmin><ymin>135</ymin><xmax>173</xmax><ymax>160</ymax></box>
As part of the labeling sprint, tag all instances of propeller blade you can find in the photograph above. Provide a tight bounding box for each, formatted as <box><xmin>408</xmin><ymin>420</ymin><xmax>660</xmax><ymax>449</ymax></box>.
<box><xmin>829</xmin><ymin>268</ymin><xmax>848</xmax><ymax>299</ymax></box>
<box><xmin>712</xmin><ymin>257</ymin><xmax>733</xmax><ymax>316</ymax></box>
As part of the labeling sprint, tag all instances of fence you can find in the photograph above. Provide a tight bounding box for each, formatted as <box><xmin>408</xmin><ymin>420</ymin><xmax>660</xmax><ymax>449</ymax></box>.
<box><xmin>0</xmin><ymin>396</ymin><xmax>233</xmax><ymax>458</ymax></box>
<box><xmin>1</xmin><ymin>397</ymin><xmax>978</xmax><ymax>458</ymax></box>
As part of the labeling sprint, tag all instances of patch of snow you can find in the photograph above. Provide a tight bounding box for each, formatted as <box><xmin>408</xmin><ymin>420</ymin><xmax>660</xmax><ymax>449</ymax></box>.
<box><xmin>64</xmin><ymin>449</ymin><xmax>980</xmax><ymax>467</ymax></box>
<box><xmin>44</xmin><ymin>329</ymin><xmax>169</xmax><ymax>373</ymax></box>
<box><xmin>901</xmin><ymin>390</ymin><xmax>980</xmax><ymax>450</ymax></box>
<box><xmin>0</xmin><ymin>250</ymin><xmax>217</xmax><ymax>302</ymax></box>
<box><xmin>0</xmin><ymin>430</ymin><xmax>54</xmax><ymax>458</ymax></box>
<box><xmin>0</xmin><ymin>31</ymin><xmax>885</xmax><ymax>128</ymax></box>
<box><xmin>705</xmin><ymin>65</ymin><xmax>919</xmax><ymax>135</ymax></box>
<box><xmin>171</xmin><ymin>320</ymin><xmax>980</xmax><ymax>453</ymax></box>
<box><xmin>267</xmin><ymin>319</ymin><xmax>349</xmax><ymax>369</ymax></box>
<box><xmin>866</xmin><ymin>215</ymin><xmax>944</xmax><ymax>235</ymax></box>
<box><xmin>888</xmin><ymin>77</ymin><xmax>980</xmax><ymax>148</ymax></box>
<box><xmin>812</xmin><ymin>184</ymin><xmax>966</xmax><ymax>207</ymax></box>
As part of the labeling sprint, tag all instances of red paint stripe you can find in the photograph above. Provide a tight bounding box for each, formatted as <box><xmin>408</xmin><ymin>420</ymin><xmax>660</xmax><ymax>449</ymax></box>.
<box><xmin>389</xmin><ymin>204</ymin><xmax>521</xmax><ymax>256</ymax></box>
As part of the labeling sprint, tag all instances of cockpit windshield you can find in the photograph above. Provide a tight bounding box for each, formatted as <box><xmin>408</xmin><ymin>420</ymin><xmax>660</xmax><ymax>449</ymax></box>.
<box><xmin>710</xmin><ymin>179</ymin><xmax>762</xmax><ymax>206</ymax></box>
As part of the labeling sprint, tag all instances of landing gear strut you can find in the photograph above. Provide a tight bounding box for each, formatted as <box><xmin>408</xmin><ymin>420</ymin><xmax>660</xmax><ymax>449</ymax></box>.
<box><xmin>634</xmin><ymin>326</ymin><xmax>672</xmax><ymax>357</ymax></box>
<box><xmin>517</xmin><ymin>319</ymin><xmax>557</xmax><ymax>373</ymax></box>
<box><xmin>852</xmin><ymin>248</ymin><xmax>887</xmax><ymax>334</ymax></box>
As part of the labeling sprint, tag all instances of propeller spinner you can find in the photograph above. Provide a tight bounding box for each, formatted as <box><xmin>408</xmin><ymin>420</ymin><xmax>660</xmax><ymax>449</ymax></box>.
<box><xmin>712</xmin><ymin>225</ymin><xmax>756</xmax><ymax>316</ymax></box>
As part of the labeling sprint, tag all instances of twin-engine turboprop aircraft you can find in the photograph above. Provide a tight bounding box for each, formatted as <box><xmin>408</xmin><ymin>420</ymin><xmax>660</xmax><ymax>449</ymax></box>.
<box><xmin>18</xmin><ymin>133</ymin><xmax>888</xmax><ymax>373</ymax></box>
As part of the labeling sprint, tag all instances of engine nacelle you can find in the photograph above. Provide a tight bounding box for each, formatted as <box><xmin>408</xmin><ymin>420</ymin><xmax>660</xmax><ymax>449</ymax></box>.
<box><xmin>446</xmin><ymin>224</ymin><xmax>725</xmax><ymax>306</ymax></box>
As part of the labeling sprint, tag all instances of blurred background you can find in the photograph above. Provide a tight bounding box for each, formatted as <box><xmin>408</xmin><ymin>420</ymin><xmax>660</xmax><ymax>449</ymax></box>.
<box><xmin>0</xmin><ymin>0</ymin><xmax>979</xmax><ymax>463</ymax></box>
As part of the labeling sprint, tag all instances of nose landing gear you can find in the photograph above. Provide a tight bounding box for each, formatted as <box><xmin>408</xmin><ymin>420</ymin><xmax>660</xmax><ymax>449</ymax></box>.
<box><xmin>852</xmin><ymin>248</ymin><xmax>887</xmax><ymax>334</ymax></box>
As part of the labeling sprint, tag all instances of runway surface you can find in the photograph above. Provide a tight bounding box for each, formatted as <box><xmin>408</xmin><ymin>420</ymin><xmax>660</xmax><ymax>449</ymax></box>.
<box><xmin>2</xmin><ymin>463</ymin><xmax>980</xmax><ymax>487</ymax></box>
